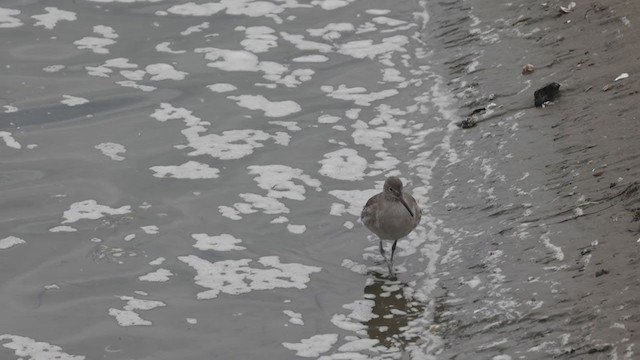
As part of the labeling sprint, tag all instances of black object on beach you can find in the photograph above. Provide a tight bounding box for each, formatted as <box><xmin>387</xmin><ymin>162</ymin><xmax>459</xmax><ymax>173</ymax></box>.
<box><xmin>534</xmin><ymin>82</ymin><xmax>560</xmax><ymax>107</ymax></box>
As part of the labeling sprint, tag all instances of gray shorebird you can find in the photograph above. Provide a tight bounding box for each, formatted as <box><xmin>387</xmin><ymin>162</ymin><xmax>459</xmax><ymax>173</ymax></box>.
<box><xmin>361</xmin><ymin>176</ymin><xmax>421</xmax><ymax>277</ymax></box>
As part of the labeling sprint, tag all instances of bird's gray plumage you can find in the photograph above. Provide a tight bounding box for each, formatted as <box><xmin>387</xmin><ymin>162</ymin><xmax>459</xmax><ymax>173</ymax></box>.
<box><xmin>361</xmin><ymin>176</ymin><xmax>421</xmax><ymax>277</ymax></box>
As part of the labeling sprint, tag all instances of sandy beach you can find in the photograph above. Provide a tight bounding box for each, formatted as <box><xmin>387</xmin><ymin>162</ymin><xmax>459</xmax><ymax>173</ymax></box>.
<box><xmin>425</xmin><ymin>0</ymin><xmax>640</xmax><ymax>357</ymax></box>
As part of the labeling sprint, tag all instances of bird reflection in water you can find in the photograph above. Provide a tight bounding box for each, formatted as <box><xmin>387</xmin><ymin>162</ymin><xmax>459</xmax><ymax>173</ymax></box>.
<box><xmin>364</xmin><ymin>273</ymin><xmax>425</xmax><ymax>349</ymax></box>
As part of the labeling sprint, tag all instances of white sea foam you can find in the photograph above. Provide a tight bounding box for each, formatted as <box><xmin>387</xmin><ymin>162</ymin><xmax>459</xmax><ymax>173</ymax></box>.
<box><xmin>287</xmin><ymin>224</ymin><xmax>306</xmax><ymax>234</ymax></box>
<box><xmin>192</xmin><ymin>233</ymin><xmax>246</xmax><ymax>251</ymax></box>
<box><xmin>207</xmin><ymin>83</ymin><xmax>237</xmax><ymax>93</ymax></box>
<box><xmin>49</xmin><ymin>226</ymin><xmax>77</xmax><ymax>232</ymax></box>
<box><xmin>74</xmin><ymin>25</ymin><xmax>118</xmax><ymax>54</ymax></box>
<box><xmin>95</xmin><ymin>142</ymin><xmax>126</xmax><ymax>161</ymax></box>
<box><xmin>283</xmin><ymin>310</ymin><xmax>304</xmax><ymax>325</ymax></box>
<box><xmin>0</xmin><ymin>335</ymin><xmax>85</xmax><ymax>360</ymax></box>
<box><xmin>155</xmin><ymin>42</ymin><xmax>186</xmax><ymax>54</ymax></box>
<box><xmin>269</xmin><ymin>121</ymin><xmax>301</xmax><ymax>131</ymax></box>
<box><xmin>293</xmin><ymin>55</ymin><xmax>330</xmax><ymax>63</ymax></box>
<box><xmin>178</xmin><ymin>255</ymin><xmax>321</xmax><ymax>299</ymax></box>
<box><xmin>150</xmin><ymin>161</ymin><xmax>219</xmax><ymax>179</ymax></box>
<box><xmin>181</xmin><ymin>22</ymin><xmax>209</xmax><ymax>36</ymax></box>
<box><xmin>319</xmin><ymin>148</ymin><xmax>368</xmax><ymax>181</ymax></box>
<box><xmin>108</xmin><ymin>295</ymin><xmax>166</xmax><ymax>326</ymax></box>
<box><xmin>328</xmin><ymin>189</ymin><xmax>378</xmax><ymax>216</ymax></box>
<box><xmin>62</xmin><ymin>200</ymin><xmax>131</xmax><ymax>224</ymax></box>
<box><xmin>61</xmin><ymin>95</ymin><xmax>89</xmax><ymax>106</ymax></box>
<box><xmin>149</xmin><ymin>257</ymin><xmax>165</xmax><ymax>266</ymax></box>
<box><xmin>138</xmin><ymin>268</ymin><xmax>173</xmax><ymax>282</ymax></box>
<box><xmin>0</xmin><ymin>8</ymin><xmax>23</xmax><ymax>28</ymax></box>
<box><xmin>338</xmin><ymin>35</ymin><xmax>408</xmax><ymax>59</ymax></box>
<box><xmin>0</xmin><ymin>236</ymin><xmax>25</xmax><ymax>250</ymax></box>
<box><xmin>321</xmin><ymin>85</ymin><xmax>398</xmax><ymax>106</ymax></box>
<box><xmin>248</xmin><ymin>164</ymin><xmax>321</xmax><ymax>200</ymax></box>
<box><xmin>145</xmin><ymin>63</ymin><xmax>188</xmax><ymax>81</ymax></box>
<box><xmin>308</xmin><ymin>22</ymin><xmax>354</xmax><ymax>40</ymax></box>
<box><xmin>540</xmin><ymin>232</ymin><xmax>564</xmax><ymax>261</ymax></box>
<box><xmin>4</xmin><ymin>105</ymin><xmax>18</xmax><ymax>113</ymax></box>
<box><xmin>32</xmin><ymin>7</ymin><xmax>77</xmax><ymax>29</ymax></box>
<box><xmin>280</xmin><ymin>32</ymin><xmax>333</xmax><ymax>52</ymax></box>
<box><xmin>283</xmin><ymin>334</ymin><xmax>338</xmax><ymax>357</ymax></box>
<box><xmin>0</xmin><ymin>131</ymin><xmax>21</xmax><ymax>149</ymax></box>
<box><xmin>141</xmin><ymin>225</ymin><xmax>159</xmax><ymax>235</ymax></box>
<box><xmin>227</xmin><ymin>95</ymin><xmax>301</xmax><ymax>117</ymax></box>
<box><xmin>311</xmin><ymin>0</ymin><xmax>355</xmax><ymax>10</ymax></box>
<box><xmin>237</xmin><ymin>26</ymin><xmax>278</xmax><ymax>53</ymax></box>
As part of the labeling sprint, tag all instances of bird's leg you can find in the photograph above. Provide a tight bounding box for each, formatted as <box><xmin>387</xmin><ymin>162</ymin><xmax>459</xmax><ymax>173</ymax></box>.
<box><xmin>378</xmin><ymin>239</ymin><xmax>387</xmax><ymax>262</ymax></box>
<box><xmin>388</xmin><ymin>240</ymin><xmax>398</xmax><ymax>277</ymax></box>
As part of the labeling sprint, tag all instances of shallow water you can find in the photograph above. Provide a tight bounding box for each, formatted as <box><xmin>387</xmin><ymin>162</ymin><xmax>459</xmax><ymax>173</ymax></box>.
<box><xmin>0</xmin><ymin>1</ymin><xmax>461</xmax><ymax>359</ymax></box>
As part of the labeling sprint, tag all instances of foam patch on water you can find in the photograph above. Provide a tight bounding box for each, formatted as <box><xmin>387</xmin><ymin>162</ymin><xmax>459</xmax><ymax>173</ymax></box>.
<box><xmin>0</xmin><ymin>131</ymin><xmax>21</xmax><ymax>149</ymax></box>
<box><xmin>32</xmin><ymin>7</ymin><xmax>77</xmax><ymax>29</ymax></box>
<box><xmin>150</xmin><ymin>161</ymin><xmax>220</xmax><ymax>179</ymax></box>
<box><xmin>540</xmin><ymin>232</ymin><xmax>564</xmax><ymax>261</ymax></box>
<box><xmin>308</xmin><ymin>22</ymin><xmax>354</xmax><ymax>40</ymax></box>
<box><xmin>281</xmin><ymin>32</ymin><xmax>333</xmax><ymax>53</ymax></box>
<box><xmin>95</xmin><ymin>142</ymin><xmax>126</xmax><ymax>161</ymax></box>
<box><xmin>338</xmin><ymin>35</ymin><xmax>408</xmax><ymax>59</ymax></box>
<box><xmin>108</xmin><ymin>295</ymin><xmax>166</xmax><ymax>327</ymax></box>
<box><xmin>186</xmin><ymin>318</ymin><xmax>198</xmax><ymax>324</ymax></box>
<box><xmin>167</xmin><ymin>1</ymin><xmax>289</xmax><ymax>20</ymax></box>
<box><xmin>155</xmin><ymin>42</ymin><xmax>186</xmax><ymax>54</ymax></box>
<box><xmin>321</xmin><ymin>85</ymin><xmax>398</xmax><ymax>106</ymax></box>
<box><xmin>178</xmin><ymin>255</ymin><xmax>321</xmax><ymax>299</ymax></box>
<box><xmin>192</xmin><ymin>233</ymin><xmax>246</xmax><ymax>251</ymax></box>
<box><xmin>319</xmin><ymin>148</ymin><xmax>368</xmax><ymax>181</ymax></box>
<box><xmin>207</xmin><ymin>83</ymin><xmax>237</xmax><ymax>93</ymax></box>
<box><xmin>330</xmin><ymin>300</ymin><xmax>376</xmax><ymax>334</ymax></box>
<box><xmin>61</xmin><ymin>200</ymin><xmax>131</xmax><ymax>224</ymax></box>
<box><xmin>287</xmin><ymin>224</ymin><xmax>306</xmax><ymax>234</ymax></box>
<box><xmin>49</xmin><ymin>226</ymin><xmax>77</xmax><ymax>232</ymax></box>
<box><xmin>141</xmin><ymin>225</ymin><xmax>159</xmax><ymax>234</ymax></box>
<box><xmin>0</xmin><ymin>334</ymin><xmax>85</xmax><ymax>360</ymax></box>
<box><xmin>138</xmin><ymin>268</ymin><xmax>173</xmax><ymax>282</ymax></box>
<box><xmin>181</xmin><ymin>22</ymin><xmax>209</xmax><ymax>36</ymax></box>
<box><xmin>283</xmin><ymin>310</ymin><xmax>304</xmax><ymax>325</ymax></box>
<box><xmin>293</xmin><ymin>55</ymin><xmax>329</xmax><ymax>62</ymax></box>
<box><xmin>237</xmin><ymin>25</ymin><xmax>278</xmax><ymax>53</ymax></box>
<box><xmin>151</xmin><ymin>103</ymin><xmax>289</xmax><ymax>160</ymax></box>
<box><xmin>4</xmin><ymin>105</ymin><xmax>18</xmax><ymax>113</ymax></box>
<box><xmin>228</xmin><ymin>95</ymin><xmax>301</xmax><ymax>117</ymax></box>
<box><xmin>0</xmin><ymin>236</ymin><xmax>25</xmax><ymax>250</ymax></box>
<box><xmin>0</xmin><ymin>8</ymin><xmax>23</xmax><ymax>28</ymax></box>
<box><xmin>219</xmin><ymin>193</ymin><xmax>289</xmax><ymax>220</ymax></box>
<box><xmin>145</xmin><ymin>63</ymin><xmax>188</xmax><ymax>81</ymax></box>
<box><xmin>74</xmin><ymin>25</ymin><xmax>118</xmax><ymax>54</ymax></box>
<box><xmin>282</xmin><ymin>334</ymin><xmax>338</xmax><ymax>357</ymax></box>
<box><xmin>337</xmin><ymin>338</ymin><xmax>379</xmax><ymax>352</ymax></box>
<box><xmin>249</xmin><ymin>164</ymin><xmax>322</xmax><ymax>200</ymax></box>
<box><xmin>329</xmin><ymin>189</ymin><xmax>377</xmax><ymax>216</ymax></box>
<box><xmin>61</xmin><ymin>95</ymin><xmax>89</xmax><ymax>106</ymax></box>
<box><xmin>149</xmin><ymin>257</ymin><xmax>165</xmax><ymax>266</ymax></box>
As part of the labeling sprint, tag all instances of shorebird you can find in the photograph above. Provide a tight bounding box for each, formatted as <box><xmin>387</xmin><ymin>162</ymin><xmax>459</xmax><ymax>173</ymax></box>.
<box><xmin>361</xmin><ymin>176</ymin><xmax>421</xmax><ymax>277</ymax></box>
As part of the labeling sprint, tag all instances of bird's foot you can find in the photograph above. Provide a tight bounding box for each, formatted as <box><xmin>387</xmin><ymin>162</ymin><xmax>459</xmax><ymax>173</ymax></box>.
<box><xmin>387</xmin><ymin>264</ymin><xmax>397</xmax><ymax>280</ymax></box>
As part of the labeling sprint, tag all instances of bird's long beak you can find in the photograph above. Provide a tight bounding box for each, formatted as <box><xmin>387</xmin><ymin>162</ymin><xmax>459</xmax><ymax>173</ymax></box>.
<box><xmin>399</xmin><ymin>196</ymin><xmax>414</xmax><ymax>218</ymax></box>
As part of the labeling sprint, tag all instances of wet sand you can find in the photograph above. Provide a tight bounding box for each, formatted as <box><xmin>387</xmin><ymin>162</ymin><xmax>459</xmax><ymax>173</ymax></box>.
<box><xmin>425</xmin><ymin>0</ymin><xmax>640</xmax><ymax>357</ymax></box>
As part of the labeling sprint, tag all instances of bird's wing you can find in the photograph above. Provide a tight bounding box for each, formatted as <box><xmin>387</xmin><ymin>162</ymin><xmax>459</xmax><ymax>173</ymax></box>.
<box><xmin>361</xmin><ymin>193</ymin><xmax>381</xmax><ymax>227</ymax></box>
<box><xmin>405</xmin><ymin>193</ymin><xmax>422</xmax><ymax>221</ymax></box>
